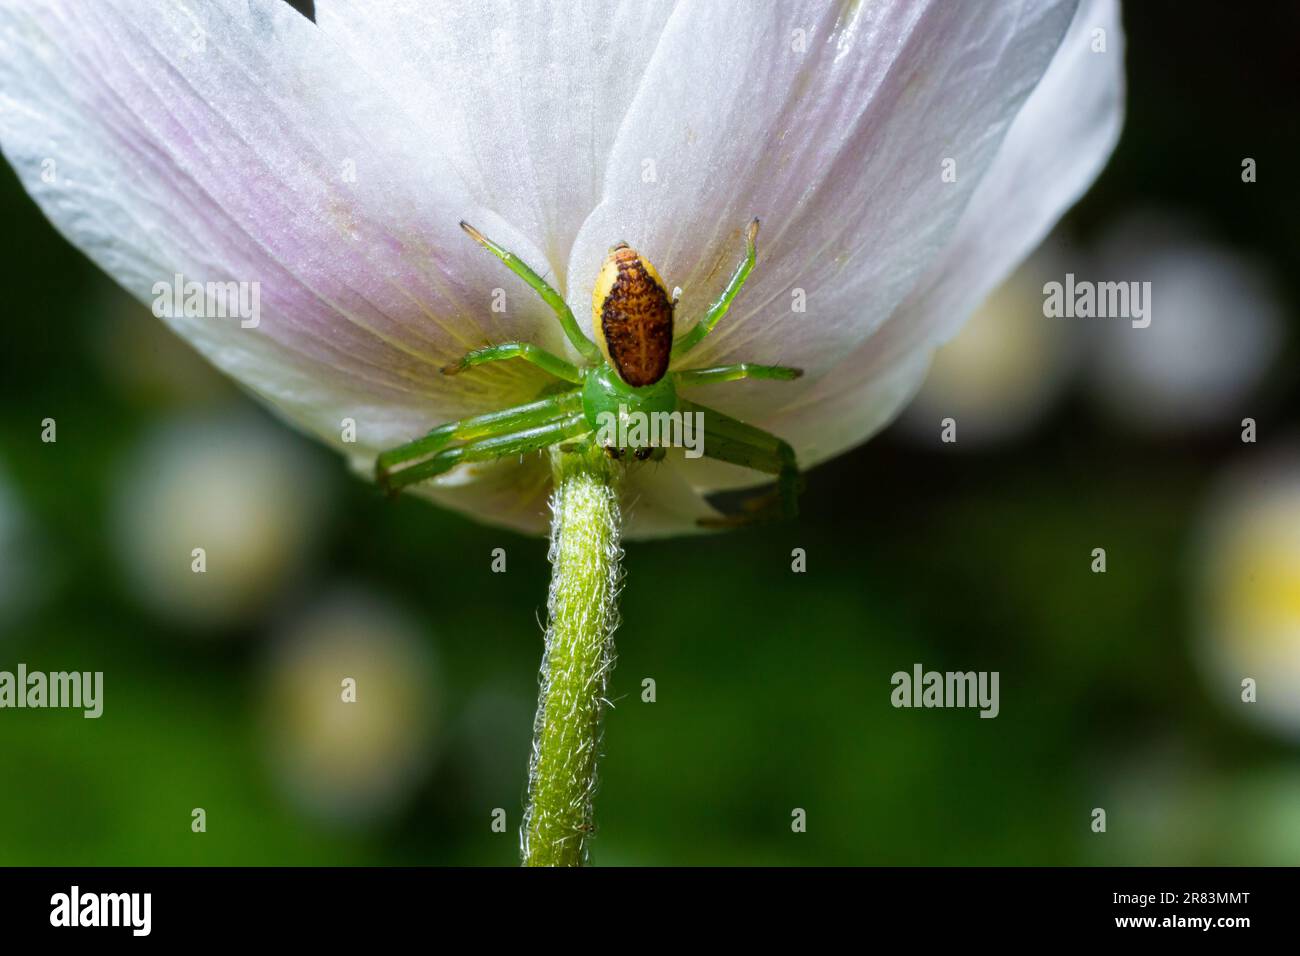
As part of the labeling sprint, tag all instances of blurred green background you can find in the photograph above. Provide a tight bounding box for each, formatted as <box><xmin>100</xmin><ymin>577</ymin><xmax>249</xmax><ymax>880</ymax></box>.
<box><xmin>1</xmin><ymin>1</ymin><xmax>1298</xmax><ymax>865</ymax></box>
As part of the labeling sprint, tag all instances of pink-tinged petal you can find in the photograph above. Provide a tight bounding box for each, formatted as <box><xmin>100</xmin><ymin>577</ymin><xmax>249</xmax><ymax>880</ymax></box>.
<box><xmin>0</xmin><ymin>0</ymin><xmax>570</xmax><ymax>461</ymax></box>
<box><xmin>0</xmin><ymin>0</ymin><xmax>1125</xmax><ymax>538</ymax></box>
<box><xmin>674</xmin><ymin>0</ymin><xmax>1125</xmax><ymax>489</ymax></box>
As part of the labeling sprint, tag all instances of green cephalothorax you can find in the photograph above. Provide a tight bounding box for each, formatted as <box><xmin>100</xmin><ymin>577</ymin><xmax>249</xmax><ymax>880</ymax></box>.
<box><xmin>581</xmin><ymin>364</ymin><xmax>677</xmax><ymax>432</ymax></box>
<box><xmin>376</xmin><ymin>217</ymin><xmax>804</xmax><ymax>523</ymax></box>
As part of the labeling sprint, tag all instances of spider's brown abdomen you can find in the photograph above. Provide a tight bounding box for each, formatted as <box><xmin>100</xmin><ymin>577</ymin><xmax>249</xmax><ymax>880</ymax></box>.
<box><xmin>591</xmin><ymin>244</ymin><xmax>673</xmax><ymax>387</ymax></box>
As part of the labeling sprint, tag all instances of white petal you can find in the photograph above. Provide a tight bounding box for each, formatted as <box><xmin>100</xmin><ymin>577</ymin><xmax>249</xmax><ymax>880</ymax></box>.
<box><xmin>683</xmin><ymin>0</ymin><xmax>1124</xmax><ymax>484</ymax></box>
<box><xmin>897</xmin><ymin>0</ymin><xmax>1126</xmax><ymax>348</ymax></box>
<box><xmin>361</xmin><ymin>446</ymin><xmax>724</xmax><ymax>539</ymax></box>
<box><xmin>566</xmin><ymin>0</ymin><xmax>1080</xmax><ymax>381</ymax></box>
<box><xmin>380</xmin><ymin>452</ymin><xmax>557</xmax><ymax>538</ymax></box>
<box><xmin>618</xmin><ymin>451</ymin><xmax>727</xmax><ymax>538</ymax></box>
<box><xmin>316</xmin><ymin>0</ymin><xmax>677</xmax><ymax>289</ymax></box>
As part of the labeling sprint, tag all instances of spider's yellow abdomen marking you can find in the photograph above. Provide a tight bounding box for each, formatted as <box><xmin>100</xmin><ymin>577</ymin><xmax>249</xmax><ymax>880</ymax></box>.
<box><xmin>591</xmin><ymin>243</ymin><xmax>674</xmax><ymax>388</ymax></box>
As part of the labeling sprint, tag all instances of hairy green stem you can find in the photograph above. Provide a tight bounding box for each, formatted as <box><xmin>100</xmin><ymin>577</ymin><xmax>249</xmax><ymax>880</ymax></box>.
<box><xmin>522</xmin><ymin>443</ymin><xmax>623</xmax><ymax>866</ymax></box>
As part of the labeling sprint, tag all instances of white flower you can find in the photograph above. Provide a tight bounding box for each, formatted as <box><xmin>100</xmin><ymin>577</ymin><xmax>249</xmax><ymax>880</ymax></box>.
<box><xmin>1085</xmin><ymin>211</ymin><xmax>1285</xmax><ymax>433</ymax></box>
<box><xmin>1196</xmin><ymin>449</ymin><xmax>1300</xmax><ymax>743</ymax></box>
<box><xmin>0</xmin><ymin>0</ymin><xmax>1124</xmax><ymax>536</ymax></box>
<box><xmin>261</xmin><ymin>590</ymin><xmax>439</xmax><ymax>825</ymax></box>
<box><xmin>111</xmin><ymin>412</ymin><xmax>332</xmax><ymax>629</ymax></box>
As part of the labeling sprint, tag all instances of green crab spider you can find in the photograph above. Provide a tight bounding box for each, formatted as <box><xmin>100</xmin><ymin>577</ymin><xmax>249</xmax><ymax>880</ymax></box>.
<box><xmin>375</xmin><ymin>218</ymin><xmax>804</xmax><ymax>526</ymax></box>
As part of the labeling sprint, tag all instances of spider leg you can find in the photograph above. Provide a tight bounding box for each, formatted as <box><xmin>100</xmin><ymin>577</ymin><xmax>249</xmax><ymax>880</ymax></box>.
<box><xmin>671</xmin><ymin>218</ymin><xmax>759</xmax><ymax>361</ymax></box>
<box><xmin>442</xmin><ymin>341</ymin><xmax>583</xmax><ymax>384</ymax></box>
<box><xmin>376</xmin><ymin>390</ymin><xmax>582</xmax><ymax>491</ymax></box>
<box><xmin>382</xmin><ymin>413</ymin><xmax>592</xmax><ymax>493</ymax></box>
<box><xmin>680</xmin><ymin>398</ymin><xmax>802</xmax><ymax>526</ymax></box>
<box><xmin>460</xmin><ymin>221</ymin><xmax>602</xmax><ymax>364</ymax></box>
<box><xmin>675</xmin><ymin>362</ymin><xmax>802</xmax><ymax>387</ymax></box>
